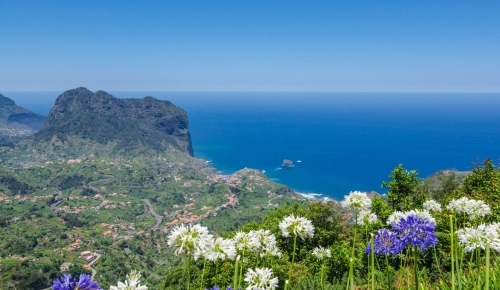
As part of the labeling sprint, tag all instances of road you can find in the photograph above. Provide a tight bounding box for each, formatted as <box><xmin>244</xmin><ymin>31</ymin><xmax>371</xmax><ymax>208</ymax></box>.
<box><xmin>142</xmin><ymin>199</ymin><xmax>163</xmax><ymax>231</ymax></box>
<box><xmin>88</xmin><ymin>253</ymin><xmax>101</xmax><ymax>281</ymax></box>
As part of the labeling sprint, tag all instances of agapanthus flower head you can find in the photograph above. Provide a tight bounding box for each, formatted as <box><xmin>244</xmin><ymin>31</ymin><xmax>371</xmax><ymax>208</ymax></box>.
<box><xmin>392</xmin><ymin>214</ymin><xmax>438</xmax><ymax>251</ymax></box>
<box><xmin>244</xmin><ymin>267</ymin><xmax>279</xmax><ymax>290</ymax></box>
<box><xmin>52</xmin><ymin>274</ymin><xmax>101</xmax><ymax>290</ymax></box>
<box><xmin>233</xmin><ymin>231</ymin><xmax>258</xmax><ymax>253</ymax></box>
<box><xmin>365</xmin><ymin>228</ymin><xmax>403</xmax><ymax>256</ymax></box>
<box><xmin>251</xmin><ymin>229</ymin><xmax>281</xmax><ymax>258</ymax></box>
<box><xmin>446</xmin><ymin>196</ymin><xmax>471</xmax><ymax>213</ymax></box>
<box><xmin>110</xmin><ymin>270</ymin><xmax>147</xmax><ymax>290</ymax></box>
<box><xmin>386</xmin><ymin>210</ymin><xmax>436</xmax><ymax>226</ymax></box>
<box><xmin>167</xmin><ymin>223</ymin><xmax>213</xmax><ymax>258</ymax></box>
<box><xmin>312</xmin><ymin>246</ymin><xmax>332</xmax><ymax>260</ymax></box>
<box><xmin>340</xmin><ymin>191</ymin><xmax>371</xmax><ymax>211</ymax></box>
<box><xmin>465</xmin><ymin>199</ymin><xmax>491</xmax><ymax>220</ymax></box>
<box><xmin>357</xmin><ymin>210</ymin><xmax>378</xmax><ymax>226</ymax></box>
<box><xmin>206</xmin><ymin>237</ymin><xmax>237</xmax><ymax>262</ymax></box>
<box><xmin>456</xmin><ymin>224</ymin><xmax>500</xmax><ymax>252</ymax></box>
<box><xmin>423</xmin><ymin>200</ymin><xmax>442</xmax><ymax>212</ymax></box>
<box><xmin>278</xmin><ymin>214</ymin><xmax>315</xmax><ymax>240</ymax></box>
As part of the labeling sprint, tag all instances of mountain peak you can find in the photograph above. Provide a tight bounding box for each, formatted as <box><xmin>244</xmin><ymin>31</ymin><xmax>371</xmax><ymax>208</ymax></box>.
<box><xmin>30</xmin><ymin>88</ymin><xmax>194</xmax><ymax>157</ymax></box>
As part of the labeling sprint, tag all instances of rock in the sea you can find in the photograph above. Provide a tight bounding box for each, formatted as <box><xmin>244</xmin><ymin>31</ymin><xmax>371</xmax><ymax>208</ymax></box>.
<box><xmin>282</xmin><ymin>159</ymin><xmax>294</xmax><ymax>167</ymax></box>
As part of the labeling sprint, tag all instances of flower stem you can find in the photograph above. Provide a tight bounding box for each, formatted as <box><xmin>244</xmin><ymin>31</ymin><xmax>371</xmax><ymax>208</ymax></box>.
<box><xmin>486</xmin><ymin>242</ymin><xmax>490</xmax><ymax>290</ymax></box>
<box><xmin>320</xmin><ymin>260</ymin><xmax>325</xmax><ymax>290</ymax></box>
<box><xmin>432</xmin><ymin>246</ymin><xmax>443</xmax><ymax>278</ymax></box>
<box><xmin>238</xmin><ymin>249</ymin><xmax>246</xmax><ymax>290</ymax></box>
<box><xmin>349</xmin><ymin>258</ymin><xmax>354</xmax><ymax>290</ymax></box>
<box><xmin>215</xmin><ymin>260</ymin><xmax>219</xmax><ymax>287</ymax></box>
<box><xmin>187</xmin><ymin>251</ymin><xmax>192</xmax><ymax>290</ymax></box>
<box><xmin>413</xmin><ymin>247</ymin><xmax>419</xmax><ymax>290</ymax></box>
<box><xmin>370</xmin><ymin>234</ymin><xmax>375</xmax><ymax>290</ymax></box>
<box><xmin>386</xmin><ymin>255</ymin><xmax>391</xmax><ymax>290</ymax></box>
<box><xmin>199</xmin><ymin>257</ymin><xmax>207</xmax><ymax>290</ymax></box>
<box><xmin>450</xmin><ymin>215</ymin><xmax>455</xmax><ymax>290</ymax></box>
<box><xmin>347</xmin><ymin>210</ymin><xmax>358</xmax><ymax>290</ymax></box>
<box><xmin>233</xmin><ymin>255</ymin><xmax>240</xmax><ymax>290</ymax></box>
<box><xmin>287</xmin><ymin>235</ymin><xmax>298</xmax><ymax>290</ymax></box>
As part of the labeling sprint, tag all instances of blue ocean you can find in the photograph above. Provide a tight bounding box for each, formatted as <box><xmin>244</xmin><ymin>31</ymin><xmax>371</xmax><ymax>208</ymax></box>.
<box><xmin>6</xmin><ymin>92</ymin><xmax>500</xmax><ymax>200</ymax></box>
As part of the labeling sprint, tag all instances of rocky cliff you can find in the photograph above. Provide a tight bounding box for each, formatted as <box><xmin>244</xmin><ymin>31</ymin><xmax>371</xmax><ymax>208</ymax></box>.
<box><xmin>30</xmin><ymin>87</ymin><xmax>193</xmax><ymax>156</ymax></box>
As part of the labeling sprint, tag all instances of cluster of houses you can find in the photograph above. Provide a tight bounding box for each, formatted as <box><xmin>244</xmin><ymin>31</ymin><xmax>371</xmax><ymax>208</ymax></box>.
<box><xmin>99</xmin><ymin>222</ymin><xmax>146</xmax><ymax>238</ymax></box>
<box><xmin>161</xmin><ymin>192</ymin><xmax>239</xmax><ymax>232</ymax></box>
<box><xmin>59</xmin><ymin>250</ymin><xmax>105</xmax><ymax>272</ymax></box>
<box><xmin>50</xmin><ymin>192</ymin><xmax>132</xmax><ymax>214</ymax></box>
<box><xmin>80</xmin><ymin>251</ymin><xmax>98</xmax><ymax>263</ymax></box>
<box><xmin>0</xmin><ymin>193</ymin><xmax>54</xmax><ymax>204</ymax></box>
<box><xmin>67</xmin><ymin>238</ymin><xmax>83</xmax><ymax>251</ymax></box>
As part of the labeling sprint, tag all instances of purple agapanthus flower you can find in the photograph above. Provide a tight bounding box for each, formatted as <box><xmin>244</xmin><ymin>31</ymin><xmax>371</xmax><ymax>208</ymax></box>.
<box><xmin>52</xmin><ymin>274</ymin><xmax>101</xmax><ymax>290</ymax></box>
<box><xmin>392</xmin><ymin>213</ymin><xmax>438</xmax><ymax>252</ymax></box>
<box><xmin>365</xmin><ymin>228</ymin><xmax>403</xmax><ymax>256</ymax></box>
<box><xmin>205</xmin><ymin>287</ymin><xmax>220</xmax><ymax>290</ymax></box>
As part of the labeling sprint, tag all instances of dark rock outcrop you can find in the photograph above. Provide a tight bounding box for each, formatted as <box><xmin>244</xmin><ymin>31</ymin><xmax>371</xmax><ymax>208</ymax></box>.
<box><xmin>282</xmin><ymin>159</ymin><xmax>294</xmax><ymax>167</ymax></box>
<box><xmin>31</xmin><ymin>87</ymin><xmax>194</xmax><ymax>156</ymax></box>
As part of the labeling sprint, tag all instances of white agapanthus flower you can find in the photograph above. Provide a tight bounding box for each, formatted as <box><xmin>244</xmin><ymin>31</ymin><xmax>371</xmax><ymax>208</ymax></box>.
<box><xmin>465</xmin><ymin>199</ymin><xmax>491</xmax><ymax>220</ymax></box>
<box><xmin>312</xmin><ymin>246</ymin><xmax>331</xmax><ymax>260</ymax></box>
<box><xmin>206</xmin><ymin>237</ymin><xmax>237</xmax><ymax>262</ymax></box>
<box><xmin>233</xmin><ymin>231</ymin><xmax>258</xmax><ymax>253</ymax></box>
<box><xmin>456</xmin><ymin>224</ymin><xmax>500</xmax><ymax>252</ymax></box>
<box><xmin>167</xmin><ymin>224</ymin><xmax>213</xmax><ymax>258</ymax></box>
<box><xmin>423</xmin><ymin>199</ymin><xmax>442</xmax><ymax>212</ymax></box>
<box><xmin>447</xmin><ymin>197</ymin><xmax>491</xmax><ymax>220</ymax></box>
<box><xmin>278</xmin><ymin>214</ymin><xmax>315</xmax><ymax>240</ymax></box>
<box><xmin>446</xmin><ymin>197</ymin><xmax>471</xmax><ymax>213</ymax></box>
<box><xmin>340</xmin><ymin>191</ymin><xmax>372</xmax><ymax>211</ymax></box>
<box><xmin>110</xmin><ymin>270</ymin><xmax>148</xmax><ymax>290</ymax></box>
<box><xmin>357</xmin><ymin>210</ymin><xmax>378</xmax><ymax>226</ymax></box>
<box><xmin>244</xmin><ymin>267</ymin><xmax>279</xmax><ymax>290</ymax></box>
<box><xmin>386</xmin><ymin>211</ymin><xmax>406</xmax><ymax>226</ymax></box>
<box><xmin>251</xmin><ymin>229</ymin><xmax>281</xmax><ymax>258</ymax></box>
<box><xmin>386</xmin><ymin>209</ymin><xmax>436</xmax><ymax>226</ymax></box>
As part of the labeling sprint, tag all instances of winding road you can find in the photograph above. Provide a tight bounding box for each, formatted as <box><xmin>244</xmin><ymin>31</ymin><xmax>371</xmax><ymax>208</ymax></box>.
<box><xmin>142</xmin><ymin>199</ymin><xmax>163</xmax><ymax>231</ymax></box>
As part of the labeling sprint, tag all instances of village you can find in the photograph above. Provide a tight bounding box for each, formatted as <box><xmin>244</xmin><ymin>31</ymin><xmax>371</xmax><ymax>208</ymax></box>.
<box><xmin>0</xmin><ymin>164</ymin><xmax>292</xmax><ymax>280</ymax></box>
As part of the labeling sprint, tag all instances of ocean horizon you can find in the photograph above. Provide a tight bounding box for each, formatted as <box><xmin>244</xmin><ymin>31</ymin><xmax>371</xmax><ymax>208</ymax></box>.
<box><xmin>5</xmin><ymin>91</ymin><xmax>500</xmax><ymax>200</ymax></box>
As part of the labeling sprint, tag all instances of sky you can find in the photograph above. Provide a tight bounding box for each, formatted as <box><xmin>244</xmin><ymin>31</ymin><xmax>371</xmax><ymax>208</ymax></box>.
<box><xmin>1</xmin><ymin>1</ymin><xmax>499</xmax><ymax>92</ymax></box>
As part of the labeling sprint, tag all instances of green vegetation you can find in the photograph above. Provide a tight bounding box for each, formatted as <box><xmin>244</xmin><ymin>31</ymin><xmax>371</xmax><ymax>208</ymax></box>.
<box><xmin>158</xmin><ymin>160</ymin><xmax>500</xmax><ymax>290</ymax></box>
<box><xmin>0</xmin><ymin>153</ymin><xmax>300</xmax><ymax>289</ymax></box>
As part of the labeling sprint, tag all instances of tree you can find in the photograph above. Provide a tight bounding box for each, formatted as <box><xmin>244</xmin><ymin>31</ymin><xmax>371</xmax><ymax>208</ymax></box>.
<box><xmin>382</xmin><ymin>164</ymin><xmax>424</xmax><ymax>211</ymax></box>
<box><xmin>458</xmin><ymin>158</ymin><xmax>500</xmax><ymax>219</ymax></box>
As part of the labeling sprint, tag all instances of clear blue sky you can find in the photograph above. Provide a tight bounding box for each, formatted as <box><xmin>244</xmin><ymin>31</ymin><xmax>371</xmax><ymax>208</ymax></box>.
<box><xmin>1</xmin><ymin>1</ymin><xmax>499</xmax><ymax>92</ymax></box>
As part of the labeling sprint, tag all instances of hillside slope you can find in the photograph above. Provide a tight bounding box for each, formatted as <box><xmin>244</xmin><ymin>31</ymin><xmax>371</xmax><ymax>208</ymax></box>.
<box><xmin>0</xmin><ymin>93</ymin><xmax>46</xmax><ymax>144</ymax></box>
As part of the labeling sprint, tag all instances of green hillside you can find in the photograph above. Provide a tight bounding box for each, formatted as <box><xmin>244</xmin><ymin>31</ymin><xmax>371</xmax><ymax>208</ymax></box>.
<box><xmin>0</xmin><ymin>93</ymin><xmax>46</xmax><ymax>144</ymax></box>
<box><xmin>0</xmin><ymin>88</ymin><xmax>304</xmax><ymax>289</ymax></box>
